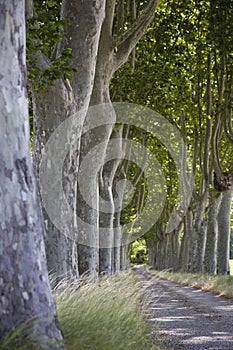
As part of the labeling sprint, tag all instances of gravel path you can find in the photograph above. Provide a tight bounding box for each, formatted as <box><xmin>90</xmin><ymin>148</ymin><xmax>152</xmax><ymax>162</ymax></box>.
<box><xmin>136</xmin><ymin>266</ymin><xmax>233</xmax><ymax>350</ymax></box>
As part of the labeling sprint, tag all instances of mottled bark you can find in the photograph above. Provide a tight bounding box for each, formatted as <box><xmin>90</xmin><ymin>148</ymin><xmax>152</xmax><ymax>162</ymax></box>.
<box><xmin>32</xmin><ymin>0</ymin><xmax>106</xmax><ymax>280</ymax></box>
<box><xmin>147</xmin><ymin>238</ymin><xmax>156</xmax><ymax>267</ymax></box>
<box><xmin>112</xmin><ymin>126</ymin><xmax>131</xmax><ymax>273</ymax></box>
<box><xmin>59</xmin><ymin>0</ymin><xmax>106</xmax><ymax>107</ymax></box>
<box><xmin>33</xmin><ymin>79</ymin><xmax>79</xmax><ymax>280</ymax></box>
<box><xmin>188</xmin><ymin>194</ymin><xmax>208</xmax><ymax>273</ymax></box>
<box><xmin>0</xmin><ymin>1</ymin><xmax>64</xmax><ymax>346</ymax></box>
<box><xmin>113</xmin><ymin>168</ymin><xmax>127</xmax><ymax>273</ymax></box>
<box><xmin>99</xmin><ymin>127</ymin><xmax>123</xmax><ymax>275</ymax></box>
<box><xmin>204</xmin><ymin>192</ymin><xmax>222</xmax><ymax>274</ymax></box>
<box><xmin>77</xmin><ymin>0</ymin><xmax>161</xmax><ymax>277</ymax></box>
<box><xmin>91</xmin><ymin>12</ymin><xmax>116</xmax><ymax>276</ymax></box>
<box><xmin>217</xmin><ymin>184</ymin><xmax>233</xmax><ymax>275</ymax></box>
<box><xmin>178</xmin><ymin>209</ymin><xmax>193</xmax><ymax>272</ymax></box>
<box><xmin>77</xmin><ymin>106</ymin><xmax>113</xmax><ymax>280</ymax></box>
<box><xmin>166</xmin><ymin>225</ymin><xmax>182</xmax><ymax>271</ymax></box>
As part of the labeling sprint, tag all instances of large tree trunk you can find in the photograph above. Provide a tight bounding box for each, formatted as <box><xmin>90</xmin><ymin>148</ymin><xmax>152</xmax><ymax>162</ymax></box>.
<box><xmin>77</xmin><ymin>0</ymin><xmax>161</xmax><ymax>277</ymax></box>
<box><xmin>0</xmin><ymin>1</ymin><xmax>64</xmax><ymax>346</ymax></box>
<box><xmin>32</xmin><ymin>0</ymin><xmax>106</xmax><ymax>280</ymax></box>
<box><xmin>217</xmin><ymin>184</ymin><xmax>233</xmax><ymax>275</ymax></box>
<box><xmin>99</xmin><ymin>127</ymin><xmax>123</xmax><ymax>275</ymax></box>
<box><xmin>77</xmin><ymin>103</ymin><xmax>114</xmax><ymax>279</ymax></box>
<box><xmin>77</xmin><ymin>3</ymin><xmax>115</xmax><ymax>277</ymax></box>
<box><xmin>33</xmin><ymin>81</ymin><xmax>79</xmax><ymax>280</ymax></box>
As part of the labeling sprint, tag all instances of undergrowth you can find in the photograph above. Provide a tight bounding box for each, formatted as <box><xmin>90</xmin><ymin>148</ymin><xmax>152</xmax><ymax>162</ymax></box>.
<box><xmin>0</xmin><ymin>270</ymin><xmax>163</xmax><ymax>350</ymax></box>
<box><xmin>56</xmin><ymin>269</ymin><xmax>156</xmax><ymax>350</ymax></box>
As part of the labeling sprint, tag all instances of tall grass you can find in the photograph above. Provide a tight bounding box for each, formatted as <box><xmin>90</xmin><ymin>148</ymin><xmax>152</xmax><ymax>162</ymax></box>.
<box><xmin>56</xmin><ymin>270</ymin><xmax>156</xmax><ymax>350</ymax></box>
<box><xmin>0</xmin><ymin>270</ymin><xmax>161</xmax><ymax>350</ymax></box>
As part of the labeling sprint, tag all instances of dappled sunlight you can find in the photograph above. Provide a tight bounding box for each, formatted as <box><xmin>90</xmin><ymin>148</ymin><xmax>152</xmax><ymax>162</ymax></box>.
<box><xmin>183</xmin><ymin>335</ymin><xmax>233</xmax><ymax>344</ymax></box>
<box><xmin>138</xmin><ymin>267</ymin><xmax>233</xmax><ymax>349</ymax></box>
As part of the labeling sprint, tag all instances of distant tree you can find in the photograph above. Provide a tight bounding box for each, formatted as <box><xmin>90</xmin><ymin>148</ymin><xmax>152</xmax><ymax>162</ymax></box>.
<box><xmin>112</xmin><ymin>0</ymin><xmax>233</xmax><ymax>274</ymax></box>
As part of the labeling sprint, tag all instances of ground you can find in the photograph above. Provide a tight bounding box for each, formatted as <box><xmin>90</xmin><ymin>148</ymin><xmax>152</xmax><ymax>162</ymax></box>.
<box><xmin>136</xmin><ymin>266</ymin><xmax>233</xmax><ymax>350</ymax></box>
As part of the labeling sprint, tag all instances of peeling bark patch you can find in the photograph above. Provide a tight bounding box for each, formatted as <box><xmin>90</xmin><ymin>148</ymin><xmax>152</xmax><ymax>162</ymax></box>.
<box><xmin>4</xmin><ymin>167</ymin><xmax>13</xmax><ymax>180</ymax></box>
<box><xmin>17</xmin><ymin>44</ymin><xmax>27</xmax><ymax>90</ymax></box>
<box><xmin>11</xmin><ymin>198</ymin><xmax>28</xmax><ymax>230</ymax></box>
<box><xmin>10</xmin><ymin>24</ymin><xmax>15</xmax><ymax>47</ymax></box>
<box><xmin>22</xmin><ymin>291</ymin><xmax>29</xmax><ymax>301</ymax></box>
<box><xmin>15</xmin><ymin>158</ymin><xmax>33</xmax><ymax>192</ymax></box>
<box><xmin>68</xmin><ymin>149</ymin><xmax>79</xmax><ymax>174</ymax></box>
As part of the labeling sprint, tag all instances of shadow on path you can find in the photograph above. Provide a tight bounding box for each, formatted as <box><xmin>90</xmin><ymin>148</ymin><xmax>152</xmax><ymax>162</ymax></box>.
<box><xmin>136</xmin><ymin>266</ymin><xmax>233</xmax><ymax>350</ymax></box>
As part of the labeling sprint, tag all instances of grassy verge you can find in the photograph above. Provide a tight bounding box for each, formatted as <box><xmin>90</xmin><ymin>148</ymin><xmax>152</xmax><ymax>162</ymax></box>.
<box><xmin>0</xmin><ymin>270</ymin><xmax>165</xmax><ymax>350</ymax></box>
<box><xmin>56</xmin><ymin>270</ymin><xmax>157</xmax><ymax>350</ymax></box>
<box><xmin>149</xmin><ymin>268</ymin><xmax>233</xmax><ymax>299</ymax></box>
<box><xmin>229</xmin><ymin>259</ymin><xmax>233</xmax><ymax>274</ymax></box>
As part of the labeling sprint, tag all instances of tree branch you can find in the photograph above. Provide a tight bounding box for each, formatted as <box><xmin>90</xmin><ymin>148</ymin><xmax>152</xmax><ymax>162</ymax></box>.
<box><xmin>223</xmin><ymin>77</ymin><xmax>233</xmax><ymax>143</ymax></box>
<box><xmin>96</xmin><ymin>0</ymin><xmax>116</xmax><ymax>54</ymax></box>
<box><xmin>211</xmin><ymin>115</ymin><xmax>223</xmax><ymax>179</ymax></box>
<box><xmin>58</xmin><ymin>0</ymin><xmax>106</xmax><ymax>104</ymax></box>
<box><xmin>130</xmin><ymin>0</ymin><xmax>137</xmax><ymax>68</ymax></box>
<box><xmin>223</xmin><ymin>110</ymin><xmax>233</xmax><ymax>143</ymax></box>
<box><xmin>113</xmin><ymin>0</ymin><xmax>160</xmax><ymax>71</ymax></box>
<box><xmin>105</xmin><ymin>0</ymin><xmax>116</xmax><ymax>36</ymax></box>
<box><xmin>203</xmin><ymin>54</ymin><xmax>213</xmax><ymax>184</ymax></box>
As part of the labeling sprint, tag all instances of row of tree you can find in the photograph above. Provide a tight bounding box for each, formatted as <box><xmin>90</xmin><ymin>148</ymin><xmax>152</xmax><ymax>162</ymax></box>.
<box><xmin>29</xmin><ymin>0</ymin><xmax>163</xmax><ymax>282</ymax></box>
<box><xmin>0</xmin><ymin>0</ymin><xmax>161</xmax><ymax>347</ymax></box>
<box><xmin>112</xmin><ymin>0</ymin><xmax>233</xmax><ymax>275</ymax></box>
<box><xmin>1</xmin><ymin>0</ymin><xmax>233</xmax><ymax>347</ymax></box>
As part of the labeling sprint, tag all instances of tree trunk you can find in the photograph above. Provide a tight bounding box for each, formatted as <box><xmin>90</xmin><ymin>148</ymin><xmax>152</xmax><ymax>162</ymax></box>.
<box><xmin>77</xmin><ymin>6</ymin><xmax>115</xmax><ymax>277</ymax></box>
<box><xmin>147</xmin><ymin>238</ymin><xmax>156</xmax><ymax>267</ymax></box>
<box><xmin>178</xmin><ymin>208</ymin><xmax>193</xmax><ymax>272</ymax></box>
<box><xmin>0</xmin><ymin>1</ymin><xmax>64</xmax><ymax>346</ymax></box>
<box><xmin>217</xmin><ymin>184</ymin><xmax>233</xmax><ymax>275</ymax></box>
<box><xmin>120</xmin><ymin>245</ymin><xmax>131</xmax><ymax>270</ymax></box>
<box><xmin>33</xmin><ymin>81</ymin><xmax>79</xmax><ymax>280</ymax></box>
<box><xmin>99</xmin><ymin>127</ymin><xmax>123</xmax><ymax>275</ymax></box>
<box><xmin>98</xmin><ymin>163</ymin><xmax>115</xmax><ymax>275</ymax></box>
<box><xmin>167</xmin><ymin>226</ymin><xmax>182</xmax><ymax>271</ymax></box>
<box><xmin>188</xmin><ymin>194</ymin><xmax>208</xmax><ymax>273</ymax></box>
<box><xmin>77</xmin><ymin>0</ymin><xmax>161</xmax><ymax>277</ymax></box>
<box><xmin>77</xmin><ymin>104</ymin><xmax>114</xmax><ymax>279</ymax></box>
<box><xmin>32</xmin><ymin>0</ymin><xmax>106</xmax><ymax>280</ymax></box>
<box><xmin>204</xmin><ymin>192</ymin><xmax>222</xmax><ymax>274</ymax></box>
<box><xmin>113</xmin><ymin>167</ymin><xmax>127</xmax><ymax>273</ymax></box>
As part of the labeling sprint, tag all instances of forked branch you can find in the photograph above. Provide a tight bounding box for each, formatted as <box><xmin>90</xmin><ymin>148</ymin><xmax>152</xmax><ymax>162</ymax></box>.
<box><xmin>113</xmin><ymin>0</ymin><xmax>160</xmax><ymax>71</ymax></box>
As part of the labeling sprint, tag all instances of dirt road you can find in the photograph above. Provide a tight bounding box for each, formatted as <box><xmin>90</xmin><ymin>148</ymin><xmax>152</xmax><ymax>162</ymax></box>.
<box><xmin>136</xmin><ymin>266</ymin><xmax>233</xmax><ymax>350</ymax></box>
